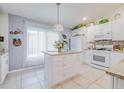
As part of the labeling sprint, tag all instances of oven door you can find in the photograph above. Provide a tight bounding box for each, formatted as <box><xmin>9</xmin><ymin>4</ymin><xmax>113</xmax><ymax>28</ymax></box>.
<box><xmin>91</xmin><ymin>51</ymin><xmax>110</xmax><ymax>67</ymax></box>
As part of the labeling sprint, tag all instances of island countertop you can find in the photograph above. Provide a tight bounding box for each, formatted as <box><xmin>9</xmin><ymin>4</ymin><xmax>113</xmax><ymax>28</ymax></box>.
<box><xmin>106</xmin><ymin>59</ymin><xmax>124</xmax><ymax>80</ymax></box>
<box><xmin>42</xmin><ymin>51</ymin><xmax>82</xmax><ymax>56</ymax></box>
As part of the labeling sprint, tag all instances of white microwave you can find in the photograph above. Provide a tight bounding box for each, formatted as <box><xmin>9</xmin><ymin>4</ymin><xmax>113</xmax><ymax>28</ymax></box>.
<box><xmin>94</xmin><ymin>32</ymin><xmax>112</xmax><ymax>40</ymax></box>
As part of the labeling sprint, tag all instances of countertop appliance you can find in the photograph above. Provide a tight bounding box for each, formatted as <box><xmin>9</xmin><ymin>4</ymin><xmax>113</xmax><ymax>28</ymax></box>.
<box><xmin>91</xmin><ymin>45</ymin><xmax>112</xmax><ymax>68</ymax></box>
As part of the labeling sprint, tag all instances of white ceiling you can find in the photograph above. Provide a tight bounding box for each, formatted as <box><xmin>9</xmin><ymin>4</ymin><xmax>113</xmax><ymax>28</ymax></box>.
<box><xmin>0</xmin><ymin>3</ymin><xmax>123</xmax><ymax>28</ymax></box>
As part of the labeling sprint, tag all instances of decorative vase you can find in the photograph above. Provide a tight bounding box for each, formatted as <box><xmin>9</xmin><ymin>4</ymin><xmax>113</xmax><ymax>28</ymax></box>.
<box><xmin>58</xmin><ymin>48</ymin><xmax>61</xmax><ymax>52</ymax></box>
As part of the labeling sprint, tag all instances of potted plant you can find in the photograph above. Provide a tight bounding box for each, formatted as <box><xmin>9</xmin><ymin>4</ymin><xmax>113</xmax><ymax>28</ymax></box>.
<box><xmin>71</xmin><ymin>23</ymin><xmax>86</xmax><ymax>30</ymax></box>
<box><xmin>99</xmin><ymin>17</ymin><xmax>109</xmax><ymax>24</ymax></box>
<box><xmin>53</xmin><ymin>40</ymin><xmax>67</xmax><ymax>52</ymax></box>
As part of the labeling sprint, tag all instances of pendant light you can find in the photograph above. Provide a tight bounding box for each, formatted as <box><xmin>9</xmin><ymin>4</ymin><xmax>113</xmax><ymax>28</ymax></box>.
<box><xmin>53</xmin><ymin>3</ymin><xmax>64</xmax><ymax>32</ymax></box>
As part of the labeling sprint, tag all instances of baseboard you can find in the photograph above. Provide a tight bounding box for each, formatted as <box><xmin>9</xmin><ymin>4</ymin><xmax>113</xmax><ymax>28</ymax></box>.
<box><xmin>9</xmin><ymin>65</ymin><xmax>44</xmax><ymax>74</ymax></box>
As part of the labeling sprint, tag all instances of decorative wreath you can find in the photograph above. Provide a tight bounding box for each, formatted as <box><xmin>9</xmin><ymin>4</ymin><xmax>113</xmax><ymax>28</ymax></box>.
<box><xmin>13</xmin><ymin>38</ymin><xmax>22</xmax><ymax>47</ymax></box>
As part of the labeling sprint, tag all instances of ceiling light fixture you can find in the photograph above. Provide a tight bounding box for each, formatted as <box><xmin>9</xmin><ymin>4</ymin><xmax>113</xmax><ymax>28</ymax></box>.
<box><xmin>53</xmin><ymin>3</ymin><xmax>64</xmax><ymax>32</ymax></box>
<box><xmin>82</xmin><ymin>17</ymin><xmax>87</xmax><ymax>21</ymax></box>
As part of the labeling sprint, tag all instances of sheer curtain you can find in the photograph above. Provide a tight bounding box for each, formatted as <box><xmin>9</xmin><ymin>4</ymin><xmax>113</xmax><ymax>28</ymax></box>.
<box><xmin>26</xmin><ymin>22</ymin><xmax>59</xmax><ymax>67</ymax></box>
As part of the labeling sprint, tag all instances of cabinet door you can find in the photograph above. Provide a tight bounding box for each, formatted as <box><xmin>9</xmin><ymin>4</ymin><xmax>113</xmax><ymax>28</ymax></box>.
<box><xmin>110</xmin><ymin>52</ymin><xmax>124</xmax><ymax>66</ymax></box>
<box><xmin>84</xmin><ymin>50</ymin><xmax>91</xmax><ymax>64</ymax></box>
<box><xmin>94</xmin><ymin>22</ymin><xmax>111</xmax><ymax>35</ymax></box>
<box><xmin>117</xmin><ymin>78</ymin><xmax>124</xmax><ymax>89</ymax></box>
<box><xmin>86</xmin><ymin>26</ymin><xmax>95</xmax><ymax>42</ymax></box>
<box><xmin>94</xmin><ymin>25</ymin><xmax>100</xmax><ymax>34</ymax></box>
<box><xmin>100</xmin><ymin>22</ymin><xmax>111</xmax><ymax>33</ymax></box>
<box><xmin>72</xmin><ymin>27</ymin><xmax>86</xmax><ymax>36</ymax></box>
<box><xmin>112</xmin><ymin>19</ymin><xmax>123</xmax><ymax>40</ymax></box>
<box><xmin>71</xmin><ymin>36</ymin><xmax>83</xmax><ymax>51</ymax></box>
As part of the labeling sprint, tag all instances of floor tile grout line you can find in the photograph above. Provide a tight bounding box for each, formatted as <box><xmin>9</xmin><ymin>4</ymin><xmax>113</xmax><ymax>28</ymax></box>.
<box><xmin>34</xmin><ymin>68</ymin><xmax>44</xmax><ymax>89</ymax></box>
<box><xmin>21</xmin><ymin>69</ymin><xmax>41</xmax><ymax>89</ymax></box>
<box><xmin>78</xmin><ymin>68</ymin><xmax>106</xmax><ymax>89</ymax></box>
<box><xmin>71</xmin><ymin>75</ymin><xmax>98</xmax><ymax>89</ymax></box>
<box><xmin>85</xmin><ymin>73</ymin><xmax>106</xmax><ymax>89</ymax></box>
<box><xmin>71</xmin><ymin>79</ymin><xmax>86</xmax><ymax>89</ymax></box>
<box><xmin>93</xmin><ymin>74</ymin><xmax>113</xmax><ymax>89</ymax></box>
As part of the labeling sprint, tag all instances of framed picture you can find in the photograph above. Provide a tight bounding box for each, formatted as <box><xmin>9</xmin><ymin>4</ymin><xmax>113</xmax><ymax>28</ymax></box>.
<box><xmin>0</xmin><ymin>36</ymin><xmax>4</xmax><ymax>42</ymax></box>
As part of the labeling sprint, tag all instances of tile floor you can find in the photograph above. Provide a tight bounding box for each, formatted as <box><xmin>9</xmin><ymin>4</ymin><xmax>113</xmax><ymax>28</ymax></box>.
<box><xmin>0</xmin><ymin>64</ymin><xmax>113</xmax><ymax>89</ymax></box>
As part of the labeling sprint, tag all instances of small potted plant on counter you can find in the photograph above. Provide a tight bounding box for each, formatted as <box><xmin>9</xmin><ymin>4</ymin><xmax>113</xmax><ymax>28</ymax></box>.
<box><xmin>53</xmin><ymin>40</ymin><xmax>67</xmax><ymax>52</ymax></box>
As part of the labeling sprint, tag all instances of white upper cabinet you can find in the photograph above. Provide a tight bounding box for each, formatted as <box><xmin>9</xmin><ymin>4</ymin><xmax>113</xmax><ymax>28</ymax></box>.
<box><xmin>94</xmin><ymin>22</ymin><xmax>112</xmax><ymax>40</ymax></box>
<box><xmin>101</xmin><ymin>22</ymin><xmax>111</xmax><ymax>33</ymax></box>
<box><xmin>72</xmin><ymin>18</ymin><xmax>124</xmax><ymax>41</ymax></box>
<box><xmin>95</xmin><ymin>22</ymin><xmax>111</xmax><ymax>34</ymax></box>
<box><xmin>112</xmin><ymin>19</ymin><xmax>123</xmax><ymax>41</ymax></box>
<box><xmin>71</xmin><ymin>36</ymin><xmax>83</xmax><ymax>51</ymax></box>
<box><xmin>71</xmin><ymin>27</ymin><xmax>86</xmax><ymax>36</ymax></box>
<box><xmin>85</xmin><ymin>26</ymin><xmax>96</xmax><ymax>42</ymax></box>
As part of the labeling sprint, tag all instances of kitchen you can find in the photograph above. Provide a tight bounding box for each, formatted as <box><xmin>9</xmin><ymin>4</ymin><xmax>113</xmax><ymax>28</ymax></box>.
<box><xmin>0</xmin><ymin>3</ymin><xmax>124</xmax><ymax>89</ymax></box>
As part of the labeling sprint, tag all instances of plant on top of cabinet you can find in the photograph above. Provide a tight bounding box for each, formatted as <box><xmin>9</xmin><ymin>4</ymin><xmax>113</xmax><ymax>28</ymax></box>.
<box><xmin>99</xmin><ymin>17</ymin><xmax>109</xmax><ymax>24</ymax></box>
<box><xmin>71</xmin><ymin>23</ymin><xmax>86</xmax><ymax>30</ymax></box>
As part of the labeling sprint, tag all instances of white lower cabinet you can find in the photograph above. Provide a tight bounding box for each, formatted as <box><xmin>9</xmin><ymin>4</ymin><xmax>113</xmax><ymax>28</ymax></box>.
<box><xmin>0</xmin><ymin>53</ymin><xmax>9</xmax><ymax>84</ymax></box>
<box><xmin>44</xmin><ymin>53</ymin><xmax>81</xmax><ymax>88</ymax></box>
<box><xmin>116</xmin><ymin>78</ymin><xmax>124</xmax><ymax>89</ymax></box>
<box><xmin>84</xmin><ymin>50</ymin><xmax>92</xmax><ymax>65</ymax></box>
<box><xmin>110</xmin><ymin>52</ymin><xmax>124</xmax><ymax>66</ymax></box>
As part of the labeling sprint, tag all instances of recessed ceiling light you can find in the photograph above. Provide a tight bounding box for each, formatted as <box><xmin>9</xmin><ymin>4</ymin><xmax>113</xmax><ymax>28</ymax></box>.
<box><xmin>82</xmin><ymin>17</ymin><xmax>87</xmax><ymax>21</ymax></box>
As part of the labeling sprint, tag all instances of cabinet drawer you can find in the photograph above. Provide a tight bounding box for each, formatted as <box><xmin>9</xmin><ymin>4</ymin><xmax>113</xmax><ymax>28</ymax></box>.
<box><xmin>53</xmin><ymin>55</ymin><xmax>68</xmax><ymax>62</ymax></box>
<box><xmin>53</xmin><ymin>61</ymin><xmax>75</xmax><ymax>71</ymax></box>
<box><xmin>53</xmin><ymin>54</ymin><xmax>78</xmax><ymax>62</ymax></box>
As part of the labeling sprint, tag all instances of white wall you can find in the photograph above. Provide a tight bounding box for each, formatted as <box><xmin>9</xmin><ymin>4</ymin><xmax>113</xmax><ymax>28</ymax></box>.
<box><xmin>0</xmin><ymin>12</ymin><xmax>8</xmax><ymax>51</ymax></box>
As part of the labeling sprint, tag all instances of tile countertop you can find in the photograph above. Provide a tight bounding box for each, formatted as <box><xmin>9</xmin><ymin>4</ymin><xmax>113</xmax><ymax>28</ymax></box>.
<box><xmin>42</xmin><ymin>51</ymin><xmax>83</xmax><ymax>56</ymax></box>
<box><xmin>106</xmin><ymin>59</ymin><xmax>124</xmax><ymax>80</ymax></box>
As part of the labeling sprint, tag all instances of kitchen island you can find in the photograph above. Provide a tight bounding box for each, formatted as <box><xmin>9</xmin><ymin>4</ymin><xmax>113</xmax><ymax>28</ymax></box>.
<box><xmin>43</xmin><ymin>51</ymin><xmax>82</xmax><ymax>88</ymax></box>
<box><xmin>106</xmin><ymin>59</ymin><xmax>124</xmax><ymax>89</ymax></box>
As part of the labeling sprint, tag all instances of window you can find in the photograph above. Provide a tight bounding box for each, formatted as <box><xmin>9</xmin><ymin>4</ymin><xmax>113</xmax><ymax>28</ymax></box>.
<box><xmin>27</xmin><ymin>25</ymin><xmax>59</xmax><ymax>59</ymax></box>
